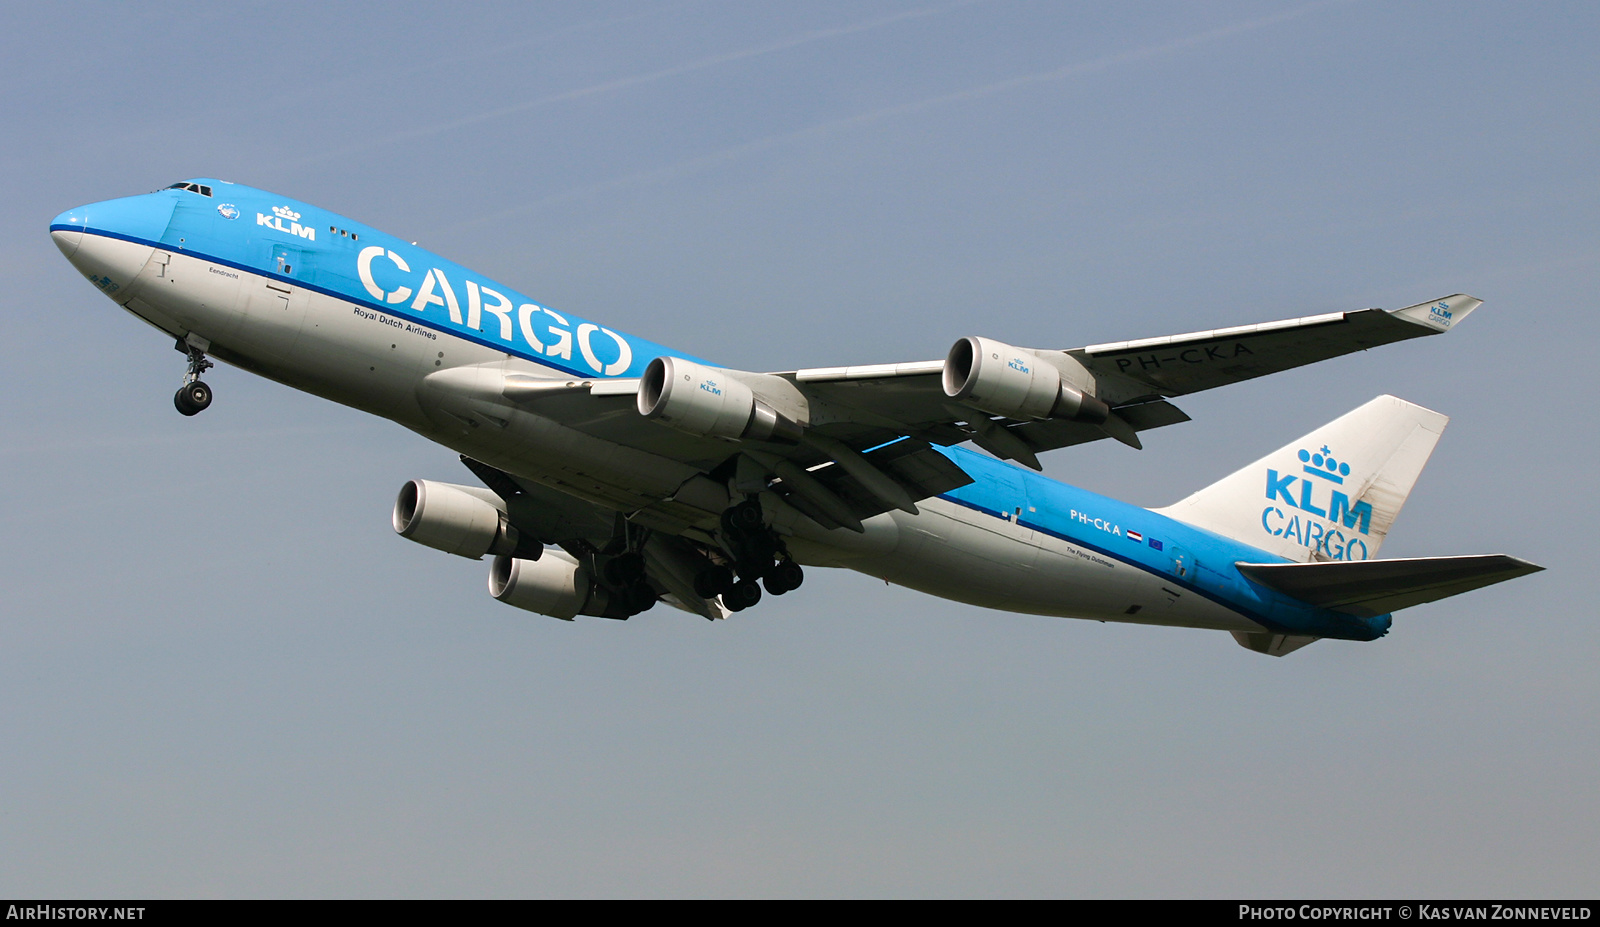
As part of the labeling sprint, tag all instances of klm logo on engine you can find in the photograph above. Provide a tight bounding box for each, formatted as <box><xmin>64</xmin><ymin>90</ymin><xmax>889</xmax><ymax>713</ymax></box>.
<box><xmin>1259</xmin><ymin>444</ymin><xmax>1374</xmax><ymax>560</ymax></box>
<box><xmin>257</xmin><ymin>205</ymin><xmax>315</xmax><ymax>241</ymax></box>
<box><xmin>700</xmin><ymin>379</ymin><xmax>723</xmax><ymax>397</ymax></box>
<box><xmin>1007</xmin><ymin>356</ymin><xmax>1031</xmax><ymax>374</ymax></box>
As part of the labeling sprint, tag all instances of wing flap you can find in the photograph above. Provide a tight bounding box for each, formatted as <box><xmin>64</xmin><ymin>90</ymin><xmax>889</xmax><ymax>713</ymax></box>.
<box><xmin>779</xmin><ymin>438</ymin><xmax>974</xmax><ymax>521</ymax></box>
<box><xmin>1236</xmin><ymin>554</ymin><xmax>1543</xmax><ymax>618</ymax></box>
<box><xmin>460</xmin><ymin>455</ymin><xmax>618</xmax><ymax>544</ymax></box>
<box><xmin>1006</xmin><ymin>398</ymin><xmax>1191</xmax><ymax>454</ymax></box>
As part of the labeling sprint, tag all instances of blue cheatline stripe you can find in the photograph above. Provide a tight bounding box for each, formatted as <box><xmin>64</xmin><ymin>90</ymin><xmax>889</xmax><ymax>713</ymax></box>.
<box><xmin>934</xmin><ymin>491</ymin><xmax>1290</xmax><ymax>633</ymax></box>
<box><xmin>63</xmin><ymin>226</ymin><xmax>621</xmax><ymax>382</ymax></box>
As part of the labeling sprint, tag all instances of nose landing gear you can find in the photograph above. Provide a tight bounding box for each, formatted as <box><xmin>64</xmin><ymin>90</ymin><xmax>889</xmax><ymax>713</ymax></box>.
<box><xmin>175</xmin><ymin>380</ymin><xmax>213</xmax><ymax>416</ymax></box>
<box><xmin>173</xmin><ymin>336</ymin><xmax>214</xmax><ymax>416</ymax></box>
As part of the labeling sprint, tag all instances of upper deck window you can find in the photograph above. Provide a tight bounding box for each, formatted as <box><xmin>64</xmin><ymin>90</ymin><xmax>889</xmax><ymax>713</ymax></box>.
<box><xmin>166</xmin><ymin>182</ymin><xmax>213</xmax><ymax>197</ymax></box>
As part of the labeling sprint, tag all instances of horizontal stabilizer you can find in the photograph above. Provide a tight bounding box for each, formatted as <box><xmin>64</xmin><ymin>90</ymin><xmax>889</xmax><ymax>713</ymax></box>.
<box><xmin>1237</xmin><ymin>555</ymin><xmax>1543</xmax><ymax>618</ymax></box>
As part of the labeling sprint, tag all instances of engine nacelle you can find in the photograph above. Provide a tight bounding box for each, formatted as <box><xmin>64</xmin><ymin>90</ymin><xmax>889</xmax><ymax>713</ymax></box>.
<box><xmin>942</xmin><ymin>336</ymin><xmax>1110</xmax><ymax>424</ymax></box>
<box><xmin>488</xmin><ymin>551</ymin><xmax>611</xmax><ymax>621</ymax></box>
<box><xmin>638</xmin><ymin>356</ymin><xmax>804</xmax><ymax>444</ymax></box>
<box><xmin>393</xmin><ymin>479</ymin><xmax>533</xmax><ymax>560</ymax></box>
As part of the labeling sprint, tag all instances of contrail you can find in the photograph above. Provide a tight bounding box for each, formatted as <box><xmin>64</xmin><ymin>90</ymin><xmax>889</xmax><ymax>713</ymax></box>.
<box><xmin>446</xmin><ymin>0</ymin><xmax>1346</xmax><ymax>234</ymax></box>
<box><xmin>811</xmin><ymin>0</ymin><xmax>1345</xmax><ymax>128</ymax></box>
<box><xmin>254</xmin><ymin>4</ymin><xmax>697</xmax><ymax>163</ymax></box>
<box><xmin>285</xmin><ymin>1</ymin><xmax>981</xmax><ymax>171</ymax></box>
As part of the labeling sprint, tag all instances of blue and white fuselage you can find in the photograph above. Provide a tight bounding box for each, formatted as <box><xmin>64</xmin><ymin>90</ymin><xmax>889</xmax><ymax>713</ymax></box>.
<box><xmin>52</xmin><ymin>179</ymin><xmax>1532</xmax><ymax>654</ymax></box>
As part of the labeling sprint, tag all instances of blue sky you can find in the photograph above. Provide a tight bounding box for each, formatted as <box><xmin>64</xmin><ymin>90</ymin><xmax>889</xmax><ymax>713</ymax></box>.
<box><xmin>3</xmin><ymin>0</ymin><xmax>1596</xmax><ymax>897</ymax></box>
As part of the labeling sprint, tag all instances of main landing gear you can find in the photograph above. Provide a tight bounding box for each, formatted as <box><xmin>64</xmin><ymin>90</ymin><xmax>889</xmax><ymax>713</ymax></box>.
<box><xmin>595</xmin><ymin>549</ymin><xmax>658</xmax><ymax>619</ymax></box>
<box><xmin>693</xmin><ymin>498</ymin><xmax>805</xmax><ymax>613</ymax></box>
<box><xmin>173</xmin><ymin>337</ymin><xmax>214</xmax><ymax>416</ymax></box>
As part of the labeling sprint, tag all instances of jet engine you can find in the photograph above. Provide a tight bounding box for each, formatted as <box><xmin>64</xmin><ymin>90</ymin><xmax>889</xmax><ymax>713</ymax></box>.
<box><xmin>392</xmin><ymin>479</ymin><xmax>535</xmax><ymax>560</ymax></box>
<box><xmin>489</xmin><ymin>550</ymin><xmax>614</xmax><ymax>621</ymax></box>
<box><xmin>942</xmin><ymin>336</ymin><xmax>1110</xmax><ymax>424</ymax></box>
<box><xmin>638</xmin><ymin>356</ymin><xmax>804</xmax><ymax>443</ymax></box>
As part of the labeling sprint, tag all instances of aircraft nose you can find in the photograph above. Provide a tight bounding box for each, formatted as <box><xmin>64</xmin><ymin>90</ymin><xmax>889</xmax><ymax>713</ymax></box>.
<box><xmin>50</xmin><ymin>207</ymin><xmax>88</xmax><ymax>259</ymax></box>
<box><xmin>51</xmin><ymin>193</ymin><xmax>178</xmax><ymax>299</ymax></box>
<box><xmin>60</xmin><ymin>192</ymin><xmax>177</xmax><ymax>246</ymax></box>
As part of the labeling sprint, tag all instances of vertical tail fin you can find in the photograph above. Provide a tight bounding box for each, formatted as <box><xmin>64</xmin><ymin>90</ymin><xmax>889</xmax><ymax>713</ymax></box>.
<box><xmin>1155</xmin><ymin>395</ymin><xmax>1447</xmax><ymax>562</ymax></box>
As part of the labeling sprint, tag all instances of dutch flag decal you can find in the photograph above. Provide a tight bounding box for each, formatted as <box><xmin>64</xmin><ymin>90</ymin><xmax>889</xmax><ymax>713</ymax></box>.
<box><xmin>1127</xmin><ymin>530</ymin><xmax>1143</xmax><ymax>543</ymax></box>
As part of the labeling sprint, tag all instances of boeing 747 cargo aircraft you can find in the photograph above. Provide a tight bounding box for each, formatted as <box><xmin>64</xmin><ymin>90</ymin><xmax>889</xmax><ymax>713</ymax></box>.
<box><xmin>49</xmin><ymin>179</ymin><xmax>1541</xmax><ymax>656</ymax></box>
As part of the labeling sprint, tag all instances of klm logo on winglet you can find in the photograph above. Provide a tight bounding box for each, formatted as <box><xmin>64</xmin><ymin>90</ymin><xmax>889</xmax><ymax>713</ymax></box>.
<box><xmin>1260</xmin><ymin>444</ymin><xmax>1374</xmax><ymax>560</ymax></box>
<box><xmin>1429</xmin><ymin>301</ymin><xmax>1453</xmax><ymax>327</ymax></box>
<box><xmin>257</xmin><ymin>205</ymin><xmax>316</xmax><ymax>241</ymax></box>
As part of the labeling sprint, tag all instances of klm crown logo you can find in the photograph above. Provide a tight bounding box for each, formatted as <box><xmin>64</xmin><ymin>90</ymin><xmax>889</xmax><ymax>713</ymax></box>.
<box><xmin>1298</xmin><ymin>445</ymin><xmax>1349</xmax><ymax>484</ymax></box>
<box><xmin>272</xmin><ymin>205</ymin><xmax>302</xmax><ymax>222</ymax></box>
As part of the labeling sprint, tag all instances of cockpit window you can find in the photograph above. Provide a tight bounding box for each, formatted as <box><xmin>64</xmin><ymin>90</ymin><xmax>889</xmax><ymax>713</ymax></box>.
<box><xmin>166</xmin><ymin>182</ymin><xmax>213</xmax><ymax>197</ymax></box>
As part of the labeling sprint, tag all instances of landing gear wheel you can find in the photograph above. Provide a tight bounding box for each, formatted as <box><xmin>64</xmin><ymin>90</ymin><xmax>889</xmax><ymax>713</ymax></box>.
<box><xmin>763</xmin><ymin>560</ymin><xmax>804</xmax><ymax>596</ymax></box>
<box><xmin>694</xmin><ymin>565</ymin><xmax>734</xmax><ymax>599</ymax></box>
<box><xmin>621</xmin><ymin>584</ymin><xmax>657</xmax><ymax>616</ymax></box>
<box><xmin>725</xmin><ymin>499</ymin><xmax>765</xmax><ymax>531</ymax></box>
<box><xmin>602</xmin><ymin>552</ymin><xmax>646</xmax><ymax>586</ymax></box>
<box><xmin>722</xmin><ymin>579</ymin><xmax>762</xmax><ymax>612</ymax></box>
<box><xmin>174</xmin><ymin>338</ymin><xmax>216</xmax><ymax>417</ymax></box>
<box><xmin>174</xmin><ymin>380</ymin><xmax>213</xmax><ymax>416</ymax></box>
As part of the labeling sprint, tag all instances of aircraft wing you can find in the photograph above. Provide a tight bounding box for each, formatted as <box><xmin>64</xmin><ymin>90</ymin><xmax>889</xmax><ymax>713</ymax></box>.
<box><xmin>780</xmin><ymin>293</ymin><xmax>1478</xmax><ymax>465</ymax></box>
<box><xmin>1062</xmin><ymin>294</ymin><xmax>1478</xmax><ymax>400</ymax></box>
<box><xmin>447</xmin><ymin>294</ymin><xmax>1476</xmax><ymax>535</ymax></box>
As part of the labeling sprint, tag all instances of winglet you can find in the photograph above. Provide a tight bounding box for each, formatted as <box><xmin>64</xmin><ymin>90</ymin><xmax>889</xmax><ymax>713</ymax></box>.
<box><xmin>1391</xmin><ymin>294</ymin><xmax>1481</xmax><ymax>333</ymax></box>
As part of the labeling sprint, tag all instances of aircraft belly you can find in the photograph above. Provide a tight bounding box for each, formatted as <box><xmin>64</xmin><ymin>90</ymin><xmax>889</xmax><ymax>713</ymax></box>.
<box><xmin>283</xmin><ymin>287</ymin><xmax>438</xmax><ymax>414</ymax></box>
<box><xmin>120</xmin><ymin>257</ymin><xmax>414</xmax><ymax>424</ymax></box>
<box><xmin>782</xmin><ymin>510</ymin><xmax>902</xmax><ymax>565</ymax></box>
<box><xmin>155</xmin><ymin>250</ymin><xmax>244</xmax><ymax>341</ymax></box>
<box><xmin>839</xmin><ymin>497</ymin><xmax>1263</xmax><ymax>632</ymax></box>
